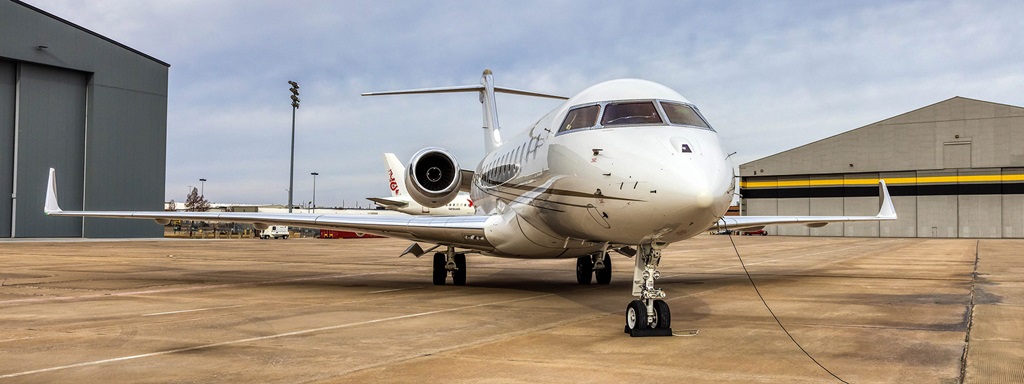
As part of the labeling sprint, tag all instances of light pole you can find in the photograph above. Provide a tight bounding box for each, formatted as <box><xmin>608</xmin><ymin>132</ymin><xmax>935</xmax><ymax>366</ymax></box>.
<box><xmin>199</xmin><ymin>178</ymin><xmax>206</xmax><ymax>197</ymax></box>
<box><xmin>310</xmin><ymin>172</ymin><xmax>319</xmax><ymax>213</ymax></box>
<box><xmin>287</xmin><ymin>80</ymin><xmax>301</xmax><ymax>213</ymax></box>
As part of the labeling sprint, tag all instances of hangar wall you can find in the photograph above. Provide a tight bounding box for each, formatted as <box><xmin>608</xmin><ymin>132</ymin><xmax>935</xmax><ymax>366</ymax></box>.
<box><xmin>0</xmin><ymin>1</ymin><xmax>169</xmax><ymax>238</ymax></box>
<box><xmin>740</xmin><ymin>97</ymin><xmax>1024</xmax><ymax>238</ymax></box>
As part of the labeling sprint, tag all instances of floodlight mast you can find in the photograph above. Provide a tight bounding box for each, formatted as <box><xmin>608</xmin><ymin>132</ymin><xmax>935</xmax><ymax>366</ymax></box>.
<box><xmin>310</xmin><ymin>172</ymin><xmax>318</xmax><ymax>213</ymax></box>
<box><xmin>288</xmin><ymin>81</ymin><xmax>300</xmax><ymax>213</ymax></box>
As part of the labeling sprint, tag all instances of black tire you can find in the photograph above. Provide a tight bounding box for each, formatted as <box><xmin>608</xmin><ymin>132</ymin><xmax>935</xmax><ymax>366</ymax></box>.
<box><xmin>595</xmin><ymin>253</ymin><xmax>612</xmax><ymax>284</ymax></box>
<box><xmin>652</xmin><ymin>299</ymin><xmax>671</xmax><ymax>329</ymax></box>
<box><xmin>452</xmin><ymin>253</ymin><xmax>467</xmax><ymax>286</ymax></box>
<box><xmin>283</xmin><ymin>235</ymin><xmax>289</xmax><ymax>239</ymax></box>
<box><xmin>576</xmin><ymin>256</ymin><xmax>593</xmax><ymax>285</ymax></box>
<box><xmin>761</xmin><ymin>232</ymin><xmax>768</xmax><ymax>236</ymax></box>
<box><xmin>625</xmin><ymin>300</ymin><xmax>648</xmax><ymax>332</ymax></box>
<box><xmin>432</xmin><ymin>252</ymin><xmax>447</xmax><ymax>286</ymax></box>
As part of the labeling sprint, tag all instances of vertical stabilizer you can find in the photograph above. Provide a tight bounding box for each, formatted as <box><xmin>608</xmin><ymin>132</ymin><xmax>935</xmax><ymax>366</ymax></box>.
<box><xmin>384</xmin><ymin>153</ymin><xmax>407</xmax><ymax>197</ymax></box>
<box><xmin>480</xmin><ymin>69</ymin><xmax>502</xmax><ymax>152</ymax></box>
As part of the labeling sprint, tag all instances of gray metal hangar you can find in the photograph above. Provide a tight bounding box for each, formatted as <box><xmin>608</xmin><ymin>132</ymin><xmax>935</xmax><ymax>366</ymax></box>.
<box><xmin>1</xmin><ymin>0</ymin><xmax>168</xmax><ymax>238</ymax></box>
<box><xmin>740</xmin><ymin>96</ymin><xmax>1024</xmax><ymax>238</ymax></box>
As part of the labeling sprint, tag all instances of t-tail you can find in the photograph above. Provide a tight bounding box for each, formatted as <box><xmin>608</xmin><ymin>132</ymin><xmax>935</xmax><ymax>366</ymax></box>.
<box><xmin>362</xmin><ymin>69</ymin><xmax>568</xmax><ymax>153</ymax></box>
<box><xmin>383</xmin><ymin>152</ymin><xmax>406</xmax><ymax>197</ymax></box>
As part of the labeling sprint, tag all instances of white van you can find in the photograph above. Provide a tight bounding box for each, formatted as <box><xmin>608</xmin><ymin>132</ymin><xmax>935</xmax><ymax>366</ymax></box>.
<box><xmin>260</xmin><ymin>225</ymin><xmax>289</xmax><ymax>239</ymax></box>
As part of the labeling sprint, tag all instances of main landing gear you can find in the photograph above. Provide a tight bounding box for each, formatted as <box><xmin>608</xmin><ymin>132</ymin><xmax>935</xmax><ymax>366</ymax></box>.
<box><xmin>576</xmin><ymin>252</ymin><xmax>612</xmax><ymax>285</ymax></box>
<box><xmin>432</xmin><ymin>246</ymin><xmax>466</xmax><ymax>286</ymax></box>
<box><xmin>624</xmin><ymin>242</ymin><xmax>673</xmax><ymax>337</ymax></box>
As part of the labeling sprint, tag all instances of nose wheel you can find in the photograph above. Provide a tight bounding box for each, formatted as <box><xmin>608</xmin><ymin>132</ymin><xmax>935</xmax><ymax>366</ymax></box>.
<box><xmin>624</xmin><ymin>242</ymin><xmax>673</xmax><ymax>337</ymax></box>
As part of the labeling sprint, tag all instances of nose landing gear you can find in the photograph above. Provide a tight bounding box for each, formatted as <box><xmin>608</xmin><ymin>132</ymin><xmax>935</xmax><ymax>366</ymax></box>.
<box><xmin>624</xmin><ymin>242</ymin><xmax>673</xmax><ymax>337</ymax></box>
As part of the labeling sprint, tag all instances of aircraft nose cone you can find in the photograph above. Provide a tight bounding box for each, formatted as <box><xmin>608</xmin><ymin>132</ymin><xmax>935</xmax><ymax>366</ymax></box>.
<box><xmin>695</xmin><ymin>189</ymin><xmax>714</xmax><ymax>208</ymax></box>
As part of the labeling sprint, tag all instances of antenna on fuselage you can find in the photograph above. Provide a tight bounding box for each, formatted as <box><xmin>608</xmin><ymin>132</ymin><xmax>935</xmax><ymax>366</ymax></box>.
<box><xmin>361</xmin><ymin>70</ymin><xmax>568</xmax><ymax>153</ymax></box>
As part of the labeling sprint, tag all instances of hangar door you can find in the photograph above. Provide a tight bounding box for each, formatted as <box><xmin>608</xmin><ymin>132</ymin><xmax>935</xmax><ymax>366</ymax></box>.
<box><xmin>0</xmin><ymin>60</ymin><xmax>13</xmax><ymax>237</ymax></box>
<box><xmin>7</xmin><ymin>63</ymin><xmax>88</xmax><ymax>237</ymax></box>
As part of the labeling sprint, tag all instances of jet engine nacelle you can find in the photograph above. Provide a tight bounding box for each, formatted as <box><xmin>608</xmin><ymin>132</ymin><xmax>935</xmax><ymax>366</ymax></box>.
<box><xmin>406</xmin><ymin>147</ymin><xmax>462</xmax><ymax>208</ymax></box>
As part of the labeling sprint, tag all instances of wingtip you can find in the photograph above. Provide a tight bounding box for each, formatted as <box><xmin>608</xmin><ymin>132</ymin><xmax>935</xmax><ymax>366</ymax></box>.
<box><xmin>44</xmin><ymin>168</ymin><xmax>62</xmax><ymax>214</ymax></box>
<box><xmin>876</xmin><ymin>180</ymin><xmax>897</xmax><ymax>219</ymax></box>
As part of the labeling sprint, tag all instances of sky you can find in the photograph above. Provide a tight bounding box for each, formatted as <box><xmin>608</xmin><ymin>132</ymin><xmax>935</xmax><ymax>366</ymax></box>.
<box><xmin>24</xmin><ymin>0</ymin><xmax>1024</xmax><ymax>207</ymax></box>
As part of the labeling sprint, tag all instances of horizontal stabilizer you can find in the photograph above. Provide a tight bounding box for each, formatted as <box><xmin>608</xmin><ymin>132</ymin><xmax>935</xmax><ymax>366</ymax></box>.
<box><xmin>363</xmin><ymin>85</ymin><xmax>567</xmax><ymax>100</ymax></box>
<box><xmin>367</xmin><ymin>197</ymin><xmax>409</xmax><ymax>208</ymax></box>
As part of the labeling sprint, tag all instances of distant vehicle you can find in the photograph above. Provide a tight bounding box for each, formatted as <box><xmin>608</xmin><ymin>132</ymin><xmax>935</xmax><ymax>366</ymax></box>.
<box><xmin>260</xmin><ymin>225</ymin><xmax>289</xmax><ymax>239</ymax></box>
<box><xmin>742</xmin><ymin>229</ymin><xmax>768</xmax><ymax>236</ymax></box>
<box><xmin>710</xmin><ymin>229</ymin><xmax>735</xmax><ymax>235</ymax></box>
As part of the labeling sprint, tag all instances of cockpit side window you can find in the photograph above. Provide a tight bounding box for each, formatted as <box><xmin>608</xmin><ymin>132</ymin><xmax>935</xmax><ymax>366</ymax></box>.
<box><xmin>601</xmin><ymin>101</ymin><xmax>663</xmax><ymax>126</ymax></box>
<box><xmin>558</xmin><ymin>105</ymin><xmax>600</xmax><ymax>133</ymax></box>
<box><xmin>660</xmin><ymin>102</ymin><xmax>712</xmax><ymax>130</ymax></box>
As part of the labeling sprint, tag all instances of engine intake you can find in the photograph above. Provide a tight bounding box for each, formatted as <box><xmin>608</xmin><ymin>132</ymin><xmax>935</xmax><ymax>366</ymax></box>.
<box><xmin>407</xmin><ymin>147</ymin><xmax>462</xmax><ymax>208</ymax></box>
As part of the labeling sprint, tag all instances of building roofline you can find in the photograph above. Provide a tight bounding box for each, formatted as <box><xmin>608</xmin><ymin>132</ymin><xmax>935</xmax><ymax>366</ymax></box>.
<box><xmin>740</xmin><ymin>96</ymin><xmax>1023</xmax><ymax>168</ymax></box>
<box><xmin>13</xmin><ymin>0</ymin><xmax>170</xmax><ymax>68</ymax></box>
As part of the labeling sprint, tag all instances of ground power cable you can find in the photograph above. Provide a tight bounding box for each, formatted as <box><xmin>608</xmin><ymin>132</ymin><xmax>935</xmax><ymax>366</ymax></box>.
<box><xmin>725</xmin><ymin>231</ymin><xmax>849</xmax><ymax>383</ymax></box>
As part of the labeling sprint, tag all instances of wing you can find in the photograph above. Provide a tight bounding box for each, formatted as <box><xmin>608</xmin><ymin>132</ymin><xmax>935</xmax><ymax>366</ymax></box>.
<box><xmin>44</xmin><ymin>169</ymin><xmax>494</xmax><ymax>251</ymax></box>
<box><xmin>713</xmin><ymin>180</ymin><xmax>897</xmax><ymax>231</ymax></box>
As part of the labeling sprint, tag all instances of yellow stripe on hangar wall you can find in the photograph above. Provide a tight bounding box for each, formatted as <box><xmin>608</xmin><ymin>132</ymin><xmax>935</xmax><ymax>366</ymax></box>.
<box><xmin>741</xmin><ymin>174</ymin><xmax>1024</xmax><ymax>189</ymax></box>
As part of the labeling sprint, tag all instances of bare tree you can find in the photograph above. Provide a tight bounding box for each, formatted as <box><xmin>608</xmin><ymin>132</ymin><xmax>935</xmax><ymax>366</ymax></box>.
<box><xmin>185</xmin><ymin>187</ymin><xmax>210</xmax><ymax>212</ymax></box>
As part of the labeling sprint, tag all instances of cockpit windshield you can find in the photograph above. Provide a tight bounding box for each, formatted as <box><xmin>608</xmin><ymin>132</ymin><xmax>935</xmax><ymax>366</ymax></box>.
<box><xmin>601</xmin><ymin>101</ymin><xmax>663</xmax><ymax>126</ymax></box>
<box><xmin>558</xmin><ymin>104</ymin><xmax>600</xmax><ymax>133</ymax></box>
<box><xmin>555</xmin><ymin>99</ymin><xmax>715</xmax><ymax>135</ymax></box>
<box><xmin>660</xmin><ymin>102</ymin><xmax>712</xmax><ymax>130</ymax></box>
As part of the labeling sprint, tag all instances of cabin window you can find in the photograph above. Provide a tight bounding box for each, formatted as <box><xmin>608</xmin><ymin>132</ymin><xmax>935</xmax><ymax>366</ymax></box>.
<box><xmin>660</xmin><ymin>102</ymin><xmax>712</xmax><ymax>130</ymax></box>
<box><xmin>558</xmin><ymin>105</ymin><xmax>600</xmax><ymax>132</ymax></box>
<box><xmin>601</xmin><ymin>101</ymin><xmax>663</xmax><ymax>126</ymax></box>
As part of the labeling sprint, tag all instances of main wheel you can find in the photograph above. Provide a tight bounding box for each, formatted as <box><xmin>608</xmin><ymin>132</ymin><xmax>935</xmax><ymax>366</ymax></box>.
<box><xmin>432</xmin><ymin>252</ymin><xmax>447</xmax><ymax>286</ymax></box>
<box><xmin>452</xmin><ymin>253</ymin><xmax>467</xmax><ymax>286</ymax></box>
<box><xmin>625</xmin><ymin>300</ymin><xmax>648</xmax><ymax>333</ymax></box>
<box><xmin>595</xmin><ymin>253</ymin><xmax>612</xmax><ymax>284</ymax></box>
<box><xmin>576</xmin><ymin>256</ymin><xmax>593</xmax><ymax>284</ymax></box>
<box><xmin>652</xmin><ymin>299</ymin><xmax>671</xmax><ymax>329</ymax></box>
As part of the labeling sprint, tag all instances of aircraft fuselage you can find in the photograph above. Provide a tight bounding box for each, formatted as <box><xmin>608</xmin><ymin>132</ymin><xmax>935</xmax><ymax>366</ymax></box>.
<box><xmin>473</xmin><ymin>79</ymin><xmax>734</xmax><ymax>258</ymax></box>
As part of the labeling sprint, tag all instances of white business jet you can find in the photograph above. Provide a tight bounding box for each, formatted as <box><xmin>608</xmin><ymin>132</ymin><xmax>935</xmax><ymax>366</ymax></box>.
<box><xmin>367</xmin><ymin>153</ymin><xmax>474</xmax><ymax>215</ymax></box>
<box><xmin>44</xmin><ymin>70</ymin><xmax>896</xmax><ymax>336</ymax></box>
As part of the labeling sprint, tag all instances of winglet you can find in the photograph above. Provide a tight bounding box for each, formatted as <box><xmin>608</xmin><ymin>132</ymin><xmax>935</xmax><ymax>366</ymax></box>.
<box><xmin>45</xmin><ymin>168</ymin><xmax>63</xmax><ymax>214</ymax></box>
<box><xmin>876</xmin><ymin>180</ymin><xmax>897</xmax><ymax>219</ymax></box>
